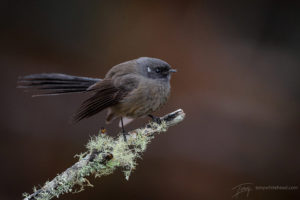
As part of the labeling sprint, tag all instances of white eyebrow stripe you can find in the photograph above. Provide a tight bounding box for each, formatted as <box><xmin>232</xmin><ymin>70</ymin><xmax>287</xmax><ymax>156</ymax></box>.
<box><xmin>147</xmin><ymin>67</ymin><xmax>151</xmax><ymax>72</ymax></box>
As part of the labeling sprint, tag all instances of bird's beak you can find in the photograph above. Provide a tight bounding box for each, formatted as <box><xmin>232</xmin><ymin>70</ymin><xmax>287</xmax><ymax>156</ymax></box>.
<box><xmin>169</xmin><ymin>69</ymin><xmax>177</xmax><ymax>73</ymax></box>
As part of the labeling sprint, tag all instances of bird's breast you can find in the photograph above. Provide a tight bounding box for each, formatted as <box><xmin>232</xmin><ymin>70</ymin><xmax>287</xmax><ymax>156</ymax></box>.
<box><xmin>117</xmin><ymin>79</ymin><xmax>170</xmax><ymax>118</ymax></box>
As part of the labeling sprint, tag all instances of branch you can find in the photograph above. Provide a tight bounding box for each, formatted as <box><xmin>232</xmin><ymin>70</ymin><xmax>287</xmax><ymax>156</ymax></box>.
<box><xmin>23</xmin><ymin>109</ymin><xmax>185</xmax><ymax>200</ymax></box>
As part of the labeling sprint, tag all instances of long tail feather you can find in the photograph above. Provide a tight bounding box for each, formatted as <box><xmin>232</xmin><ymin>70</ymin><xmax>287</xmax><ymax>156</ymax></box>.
<box><xmin>17</xmin><ymin>73</ymin><xmax>101</xmax><ymax>96</ymax></box>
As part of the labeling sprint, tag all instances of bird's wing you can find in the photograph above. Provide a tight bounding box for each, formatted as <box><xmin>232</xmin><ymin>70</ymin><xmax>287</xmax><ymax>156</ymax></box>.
<box><xmin>73</xmin><ymin>77</ymin><xmax>138</xmax><ymax>122</ymax></box>
<box><xmin>72</xmin><ymin>80</ymin><xmax>123</xmax><ymax>122</ymax></box>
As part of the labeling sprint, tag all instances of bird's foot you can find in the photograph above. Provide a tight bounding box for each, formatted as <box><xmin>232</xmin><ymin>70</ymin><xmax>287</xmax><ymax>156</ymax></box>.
<box><xmin>148</xmin><ymin>114</ymin><xmax>162</xmax><ymax>124</ymax></box>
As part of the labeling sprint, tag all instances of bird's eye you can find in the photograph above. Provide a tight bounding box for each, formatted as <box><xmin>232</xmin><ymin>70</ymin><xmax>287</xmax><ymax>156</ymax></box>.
<box><xmin>155</xmin><ymin>68</ymin><xmax>161</xmax><ymax>73</ymax></box>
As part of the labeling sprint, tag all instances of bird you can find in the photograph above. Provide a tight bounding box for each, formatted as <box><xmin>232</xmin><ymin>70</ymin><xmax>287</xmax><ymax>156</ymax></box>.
<box><xmin>17</xmin><ymin>57</ymin><xmax>176</xmax><ymax>139</ymax></box>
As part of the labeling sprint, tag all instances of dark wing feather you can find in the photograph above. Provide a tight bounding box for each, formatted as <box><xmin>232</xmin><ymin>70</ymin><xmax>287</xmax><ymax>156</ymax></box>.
<box><xmin>72</xmin><ymin>80</ymin><xmax>126</xmax><ymax>122</ymax></box>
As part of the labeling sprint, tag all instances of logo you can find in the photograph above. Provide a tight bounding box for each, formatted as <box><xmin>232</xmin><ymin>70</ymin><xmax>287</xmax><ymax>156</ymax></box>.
<box><xmin>232</xmin><ymin>183</ymin><xmax>298</xmax><ymax>199</ymax></box>
<box><xmin>232</xmin><ymin>183</ymin><xmax>254</xmax><ymax>199</ymax></box>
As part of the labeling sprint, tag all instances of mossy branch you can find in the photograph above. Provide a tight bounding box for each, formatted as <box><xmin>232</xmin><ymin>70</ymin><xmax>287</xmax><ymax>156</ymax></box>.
<box><xmin>23</xmin><ymin>109</ymin><xmax>185</xmax><ymax>200</ymax></box>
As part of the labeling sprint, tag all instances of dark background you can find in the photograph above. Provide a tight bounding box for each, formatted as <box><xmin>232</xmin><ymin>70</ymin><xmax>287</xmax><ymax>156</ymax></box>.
<box><xmin>0</xmin><ymin>1</ymin><xmax>299</xmax><ymax>200</ymax></box>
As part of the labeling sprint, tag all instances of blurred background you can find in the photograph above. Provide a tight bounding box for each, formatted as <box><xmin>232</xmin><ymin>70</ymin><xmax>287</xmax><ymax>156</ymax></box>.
<box><xmin>0</xmin><ymin>1</ymin><xmax>299</xmax><ymax>199</ymax></box>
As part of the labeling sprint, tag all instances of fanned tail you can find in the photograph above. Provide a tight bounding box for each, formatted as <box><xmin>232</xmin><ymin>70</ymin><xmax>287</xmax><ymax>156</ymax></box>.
<box><xmin>17</xmin><ymin>73</ymin><xmax>101</xmax><ymax>96</ymax></box>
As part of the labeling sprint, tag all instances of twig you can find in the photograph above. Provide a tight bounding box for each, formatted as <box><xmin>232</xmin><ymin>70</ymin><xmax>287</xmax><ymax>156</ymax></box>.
<box><xmin>23</xmin><ymin>109</ymin><xmax>185</xmax><ymax>200</ymax></box>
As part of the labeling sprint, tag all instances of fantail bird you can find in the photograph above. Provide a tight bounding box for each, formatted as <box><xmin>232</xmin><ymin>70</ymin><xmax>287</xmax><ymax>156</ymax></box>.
<box><xmin>18</xmin><ymin>57</ymin><xmax>176</xmax><ymax>137</ymax></box>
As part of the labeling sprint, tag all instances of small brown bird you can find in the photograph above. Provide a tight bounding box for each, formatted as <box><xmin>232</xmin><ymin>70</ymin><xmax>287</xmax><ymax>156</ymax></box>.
<box><xmin>18</xmin><ymin>57</ymin><xmax>176</xmax><ymax>138</ymax></box>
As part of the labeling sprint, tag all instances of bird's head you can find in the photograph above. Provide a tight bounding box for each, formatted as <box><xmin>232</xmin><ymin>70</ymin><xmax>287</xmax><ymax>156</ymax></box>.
<box><xmin>136</xmin><ymin>57</ymin><xmax>176</xmax><ymax>81</ymax></box>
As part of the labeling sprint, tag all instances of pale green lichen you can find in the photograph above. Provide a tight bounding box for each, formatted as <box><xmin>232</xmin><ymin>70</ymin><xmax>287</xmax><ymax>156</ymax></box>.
<box><xmin>24</xmin><ymin>120</ymin><xmax>171</xmax><ymax>200</ymax></box>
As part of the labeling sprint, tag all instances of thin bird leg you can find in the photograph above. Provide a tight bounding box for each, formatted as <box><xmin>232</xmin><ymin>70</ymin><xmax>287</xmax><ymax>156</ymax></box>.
<box><xmin>148</xmin><ymin>114</ymin><xmax>161</xmax><ymax>124</ymax></box>
<box><xmin>120</xmin><ymin>117</ymin><xmax>127</xmax><ymax>141</ymax></box>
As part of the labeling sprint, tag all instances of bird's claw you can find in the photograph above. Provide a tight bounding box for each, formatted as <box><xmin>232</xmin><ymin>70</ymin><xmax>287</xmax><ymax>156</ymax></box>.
<box><xmin>148</xmin><ymin>114</ymin><xmax>162</xmax><ymax>124</ymax></box>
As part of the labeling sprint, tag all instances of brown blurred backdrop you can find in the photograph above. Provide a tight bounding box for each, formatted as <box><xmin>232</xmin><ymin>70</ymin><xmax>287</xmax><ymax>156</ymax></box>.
<box><xmin>0</xmin><ymin>1</ymin><xmax>299</xmax><ymax>200</ymax></box>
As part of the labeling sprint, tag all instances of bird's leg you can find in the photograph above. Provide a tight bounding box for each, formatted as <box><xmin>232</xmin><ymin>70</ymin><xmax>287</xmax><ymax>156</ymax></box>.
<box><xmin>148</xmin><ymin>114</ymin><xmax>162</xmax><ymax>124</ymax></box>
<box><xmin>120</xmin><ymin>117</ymin><xmax>127</xmax><ymax>141</ymax></box>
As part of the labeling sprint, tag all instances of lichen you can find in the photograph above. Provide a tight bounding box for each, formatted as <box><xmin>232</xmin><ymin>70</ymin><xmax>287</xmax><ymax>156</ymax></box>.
<box><xmin>24</xmin><ymin>119</ymin><xmax>173</xmax><ymax>200</ymax></box>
